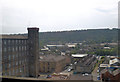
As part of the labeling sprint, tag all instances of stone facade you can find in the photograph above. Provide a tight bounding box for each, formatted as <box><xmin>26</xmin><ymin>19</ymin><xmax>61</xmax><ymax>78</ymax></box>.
<box><xmin>28</xmin><ymin>28</ymin><xmax>39</xmax><ymax>77</ymax></box>
<box><xmin>39</xmin><ymin>55</ymin><xmax>70</xmax><ymax>74</ymax></box>
<box><xmin>1</xmin><ymin>27</ymin><xmax>39</xmax><ymax>77</ymax></box>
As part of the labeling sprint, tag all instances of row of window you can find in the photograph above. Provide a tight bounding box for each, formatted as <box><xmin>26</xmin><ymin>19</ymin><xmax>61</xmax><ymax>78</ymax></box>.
<box><xmin>3</xmin><ymin>40</ymin><xmax>27</xmax><ymax>45</ymax></box>
<box><xmin>3</xmin><ymin>53</ymin><xmax>27</xmax><ymax>60</ymax></box>
<box><xmin>4</xmin><ymin>67</ymin><xmax>26</xmax><ymax>76</ymax></box>
<box><xmin>4</xmin><ymin>59</ymin><xmax>27</xmax><ymax>70</ymax></box>
<box><xmin>3</xmin><ymin>46</ymin><xmax>27</xmax><ymax>52</ymax></box>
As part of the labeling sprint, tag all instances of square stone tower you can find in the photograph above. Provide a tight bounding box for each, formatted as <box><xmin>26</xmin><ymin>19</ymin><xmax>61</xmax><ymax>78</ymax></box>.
<box><xmin>27</xmin><ymin>27</ymin><xmax>39</xmax><ymax>77</ymax></box>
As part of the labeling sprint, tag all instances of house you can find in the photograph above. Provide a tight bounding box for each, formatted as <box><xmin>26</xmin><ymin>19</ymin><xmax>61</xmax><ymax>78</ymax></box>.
<box><xmin>109</xmin><ymin>58</ymin><xmax>120</xmax><ymax>66</ymax></box>
<box><xmin>101</xmin><ymin>69</ymin><xmax>120</xmax><ymax>82</ymax></box>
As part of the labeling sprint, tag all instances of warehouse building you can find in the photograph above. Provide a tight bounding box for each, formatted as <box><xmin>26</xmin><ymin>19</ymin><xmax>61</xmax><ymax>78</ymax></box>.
<box><xmin>39</xmin><ymin>55</ymin><xmax>71</xmax><ymax>74</ymax></box>
<box><xmin>74</xmin><ymin>55</ymin><xmax>97</xmax><ymax>73</ymax></box>
<box><xmin>71</xmin><ymin>54</ymin><xmax>88</xmax><ymax>63</ymax></box>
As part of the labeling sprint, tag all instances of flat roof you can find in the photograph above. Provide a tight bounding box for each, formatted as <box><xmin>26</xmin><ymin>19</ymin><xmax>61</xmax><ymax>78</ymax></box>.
<box><xmin>0</xmin><ymin>35</ymin><xmax>27</xmax><ymax>39</ymax></box>
<box><xmin>100</xmin><ymin>64</ymin><xmax>110</xmax><ymax>67</ymax></box>
<box><xmin>46</xmin><ymin>45</ymin><xmax>64</xmax><ymax>47</ymax></box>
<box><xmin>27</xmin><ymin>27</ymin><xmax>39</xmax><ymax>31</ymax></box>
<box><xmin>72</xmin><ymin>54</ymin><xmax>88</xmax><ymax>58</ymax></box>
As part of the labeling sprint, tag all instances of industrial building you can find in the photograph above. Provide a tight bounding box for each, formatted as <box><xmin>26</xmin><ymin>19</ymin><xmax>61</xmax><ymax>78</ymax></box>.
<box><xmin>71</xmin><ymin>54</ymin><xmax>88</xmax><ymax>63</ymax></box>
<box><xmin>39</xmin><ymin>55</ymin><xmax>67</xmax><ymax>73</ymax></box>
<box><xmin>1</xmin><ymin>27</ymin><xmax>39</xmax><ymax>77</ymax></box>
<box><xmin>74</xmin><ymin>55</ymin><xmax>97</xmax><ymax>73</ymax></box>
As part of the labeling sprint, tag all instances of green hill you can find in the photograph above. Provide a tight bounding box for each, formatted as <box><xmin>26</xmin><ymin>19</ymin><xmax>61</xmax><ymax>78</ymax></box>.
<box><xmin>39</xmin><ymin>28</ymin><xmax>118</xmax><ymax>46</ymax></box>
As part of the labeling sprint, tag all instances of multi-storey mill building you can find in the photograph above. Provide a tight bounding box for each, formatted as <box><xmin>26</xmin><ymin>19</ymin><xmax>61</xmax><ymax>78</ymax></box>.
<box><xmin>0</xmin><ymin>27</ymin><xmax>39</xmax><ymax>77</ymax></box>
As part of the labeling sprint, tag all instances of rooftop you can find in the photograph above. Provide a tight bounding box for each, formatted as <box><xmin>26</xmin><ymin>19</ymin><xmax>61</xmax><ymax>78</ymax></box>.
<box><xmin>101</xmin><ymin>69</ymin><xmax>109</xmax><ymax>74</ymax></box>
<box><xmin>100</xmin><ymin>64</ymin><xmax>110</xmax><ymax>68</ymax></box>
<box><xmin>113</xmin><ymin>69</ymin><xmax>120</xmax><ymax>76</ymax></box>
<box><xmin>109</xmin><ymin>58</ymin><xmax>120</xmax><ymax>65</ymax></box>
<box><xmin>72</xmin><ymin>54</ymin><xmax>88</xmax><ymax>58</ymax></box>
<box><xmin>0</xmin><ymin>35</ymin><xmax>27</xmax><ymax>39</ymax></box>
<box><xmin>101</xmin><ymin>68</ymin><xmax>120</xmax><ymax>76</ymax></box>
<box><xmin>46</xmin><ymin>45</ymin><xmax>64</xmax><ymax>47</ymax></box>
<box><xmin>39</xmin><ymin>55</ymin><xmax>65</xmax><ymax>62</ymax></box>
<box><xmin>27</xmin><ymin>27</ymin><xmax>39</xmax><ymax>30</ymax></box>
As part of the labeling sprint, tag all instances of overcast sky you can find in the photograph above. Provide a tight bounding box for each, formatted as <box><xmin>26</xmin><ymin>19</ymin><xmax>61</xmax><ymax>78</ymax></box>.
<box><xmin>1</xmin><ymin>0</ymin><xmax>119</xmax><ymax>34</ymax></box>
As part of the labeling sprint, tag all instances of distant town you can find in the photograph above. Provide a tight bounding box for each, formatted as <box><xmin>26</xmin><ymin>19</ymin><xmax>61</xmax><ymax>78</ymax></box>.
<box><xmin>0</xmin><ymin>27</ymin><xmax>120</xmax><ymax>82</ymax></box>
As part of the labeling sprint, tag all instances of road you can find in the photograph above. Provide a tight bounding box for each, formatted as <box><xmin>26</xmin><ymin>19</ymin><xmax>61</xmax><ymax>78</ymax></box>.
<box><xmin>60</xmin><ymin>66</ymin><xmax>73</xmax><ymax>75</ymax></box>
<box><xmin>92</xmin><ymin>56</ymin><xmax>103</xmax><ymax>82</ymax></box>
<box><xmin>92</xmin><ymin>65</ymin><xmax>98</xmax><ymax>81</ymax></box>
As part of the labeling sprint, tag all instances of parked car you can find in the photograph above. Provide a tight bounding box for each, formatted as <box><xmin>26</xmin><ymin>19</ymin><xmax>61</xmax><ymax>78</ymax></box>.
<box><xmin>97</xmin><ymin>76</ymin><xmax>100</xmax><ymax>80</ymax></box>
<box><xmin>97</xmin><ymin>70</ymin><xmax>99</xmax><ymax>73</ymax></box>
<box><xmin>69</xmin><ymin>66</ymin><xmax>73</xmax><ymax>69</ymax></box>
<box><xmin>83</xmin><ymin>73</ymin><xmax>88</xmax><ymax>76</ymax></box>
<box><xmin>82</xmin><ymin>74</ymin><xmax>85</xmax><ymax>76</ymax></box>
<box><xmin>74</xmin><ymin>62</ymin><xmax>77</xmax><ymax>64</ymax></box>
<box><xmin>84</xmin><ymin>73</ymin><xmax>88</xmax><ymax>76</ymax></box>
<box><xmin>68</xmin><ymin>69</ymin><xmax>71</xmax><ymax>72</ymax></box>
<box><xmin>46</xmin><ymin>75</ymin><xmax>52</xmax><ymax>78</ymax></box>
